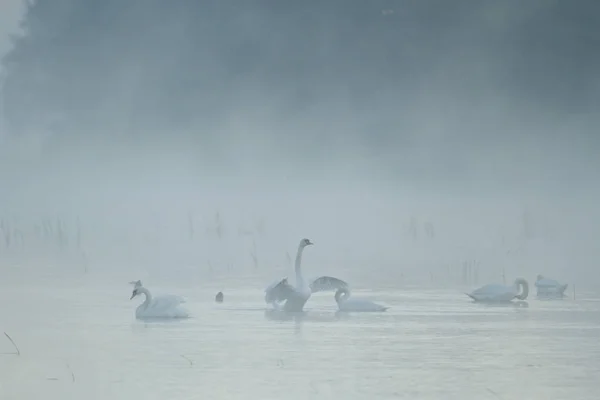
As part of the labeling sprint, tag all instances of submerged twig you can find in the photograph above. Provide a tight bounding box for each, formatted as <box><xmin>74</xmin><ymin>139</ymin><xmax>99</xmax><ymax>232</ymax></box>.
<box><xmin>81</xmin><ymin>251</ymin><xmax>89</xmax><ymax>274</ymax></box>
<box><xmin>3</xmin><ymin>331</ymin><xmax>20</xmax><ymax>355</ymax></box>
<box><xmin>180</xmin><ymin>354</ymin><xmax>193</xmax><ymax>366</ymax></box>
<box><xmin>65</xmin><ymin>362</ymin><xmax>75</xmax><ymax>383</ymax></box>
<box><xmin>187</xmin><ymin>211</ymin><xmax>195</xmax><ymax>240</ymax></box>
<box><xmin>250</xmin><ymin>237</ymin><xmax>258</xmax><ymax>270</ymax></box>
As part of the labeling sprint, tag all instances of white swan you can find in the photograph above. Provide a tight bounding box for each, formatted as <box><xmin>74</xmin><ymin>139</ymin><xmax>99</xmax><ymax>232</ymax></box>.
<box><xmin>535</xmin><ymin>274</ymin><xmax>568</xmax><ymax>298</ymax></box>
<box><xmin>129</xmin><ymin>281</ymin><xmax>189</xmax><ymax>319</ymax></box>
<box><xmin>264</xmin><ymin>238</ymin><xmax>348</xmax><ymax>312</ymax></box>
<box><xmin>335</xmin><ymin>288</ymin><xmax>388</xmax><ymax>312</ymax></box>
<box><xmin>466</xmin><ymin>278</ymin><xmax>529</xmax><ymax>303</ymax></box>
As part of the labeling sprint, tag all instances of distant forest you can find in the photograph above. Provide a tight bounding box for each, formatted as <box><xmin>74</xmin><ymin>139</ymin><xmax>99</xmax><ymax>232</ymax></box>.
<box><xmin>1</xmin><ymin>0</ymin><xmax>599</xmax><ymax>136</ymax></box>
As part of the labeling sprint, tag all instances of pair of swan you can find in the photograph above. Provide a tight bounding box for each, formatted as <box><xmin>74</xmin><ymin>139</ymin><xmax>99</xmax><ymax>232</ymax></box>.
<box><xmin>264</xmin><ymin>238</ymin><xmax>389</xmax><ymax>312</ymax></box>
<box><xmin>129</xmin><ymin>280</ymin><xmax>189</xmax><ymax>319</ymax></box>
<box><xmin>466</xmin><ymin>274</ymin><xmax>568</xmax><ymax>303</ymax></box>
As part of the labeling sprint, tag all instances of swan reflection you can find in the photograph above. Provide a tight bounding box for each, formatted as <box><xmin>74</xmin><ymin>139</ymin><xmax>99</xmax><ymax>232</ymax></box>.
<box><xmin>478</xmin><ymin>300</ymin><xmax>529</xmax><ymax>308</ymax></box>
<box><xmin>263</xmin><ymin>309</ymin><xmax>342</xmax><ymax>323</ymax></box>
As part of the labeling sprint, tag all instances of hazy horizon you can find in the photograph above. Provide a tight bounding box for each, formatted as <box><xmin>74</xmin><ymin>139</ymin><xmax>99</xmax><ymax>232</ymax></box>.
<box><xmin>0</xmin><ymin>1</ymin><xmax>599</xmax><ymax>289</ymax></box>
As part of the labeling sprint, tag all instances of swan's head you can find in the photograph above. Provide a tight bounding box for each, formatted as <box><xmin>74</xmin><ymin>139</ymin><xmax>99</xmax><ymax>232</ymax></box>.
<box><xmin>335</xmin><ymin>287</ymin><xmax>350</xmax><ymax>304</ymax></box>
<box><xmin>536</xmin><ymin>274</ymin><xmax>544</xmax><ymax>281</ymax></box>
<box><xmin>130</xmin><ymin>288</ymin><xmax>140</xmax><ymax>300</ymax></box>
<box><xmin>300</xmin><ymin>238</ymin><xmax>313</xmax><ymax>248</ymax></box>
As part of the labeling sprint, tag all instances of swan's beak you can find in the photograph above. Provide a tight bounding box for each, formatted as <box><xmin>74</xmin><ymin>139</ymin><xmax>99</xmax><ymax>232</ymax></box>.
<box><xmin>130</xmin><ymin>292</ymin><xmax>136</xmax><ymax>300</ymax></box>
<box><xmin>307</xmin><ymin>241</ymin><xmax>314</xmax><ymax>246</ymax></box>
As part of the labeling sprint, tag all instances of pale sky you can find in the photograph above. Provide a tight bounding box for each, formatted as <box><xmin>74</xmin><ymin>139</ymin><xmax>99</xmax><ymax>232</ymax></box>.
<box><xmin>0</xmin><ymin>0</ymin><xmax>24</xmax><ymax>58</ymax></box>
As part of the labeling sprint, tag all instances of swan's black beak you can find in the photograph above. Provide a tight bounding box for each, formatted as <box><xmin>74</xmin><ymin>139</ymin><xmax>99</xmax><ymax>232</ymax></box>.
<box><xmin>307</xmin><ymin>240</ymin><xmax>314</xmax><ymax>246</ymax></box>
<box><xmin>130</xmin><ymin>291</ymin><xmax>136</xmax><ymax>300</ymax></box>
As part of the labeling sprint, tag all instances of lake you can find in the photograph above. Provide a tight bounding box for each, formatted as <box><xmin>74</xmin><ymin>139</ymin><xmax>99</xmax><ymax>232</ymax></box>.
<box><xmin>1</xmin><ymin>277</ymin><xmax>599</xmax><ymax>399</ymax></box>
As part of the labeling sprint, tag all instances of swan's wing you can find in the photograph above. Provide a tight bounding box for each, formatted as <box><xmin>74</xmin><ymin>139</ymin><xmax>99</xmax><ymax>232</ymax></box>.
<box><xmin>535</xmin><ymin>278</ymin><xmax>560</xmax><ymax>288</ymax></box>
<box><xmin>309</xmin><ymin>276</ymin><xmax>349</xmax><ymax>293</ymax></box>
<box><xmin>469</xmin><ymin>284</ymin><xmax>516</xmax><ymax>302</ymax></box>
<box><xmin>129</xmin><ymin>280</ymin><xmax>143</xmax><ymax>288</ymax></box>
<box><xmin>471</xmin><ymin>284</ymin><xmax>508</xmax><ymax>296</ymax></box>
<box><xmin>265</xmin><ymin>278</ymin><xmax>285</xmax><ymax>293</ymax></box>
<box><xmin>265</xmin><ymin>279</ymin><xmax>296</xmax><ymax>303</ymax></box>
<box><xmin>265</xmin><ymin>278</ymin><xmax>285</xmax><ymax>303</ymax></box>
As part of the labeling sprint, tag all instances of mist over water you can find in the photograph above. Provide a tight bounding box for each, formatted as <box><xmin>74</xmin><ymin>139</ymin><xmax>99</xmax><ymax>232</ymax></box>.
<box><xmin>1</xmin><ymin>2</ymin><xmax>600</xmax><ymax>398</ymax></box>
<box><xmin>0</xmin><ymin>1</ymin><xmax>598</xmax><ymax>287</ymax></box>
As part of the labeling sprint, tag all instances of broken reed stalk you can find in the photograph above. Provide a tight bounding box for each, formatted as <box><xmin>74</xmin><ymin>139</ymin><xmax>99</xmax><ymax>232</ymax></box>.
<box><xmin>180</xmin><ymin>354</ymin><xmax>193</xmax><ymax>366</ymax></box>
<box><xmin>76</xmin><ymin>216</ymin><xmax>82</xmax><ymax>250</ymax></box>
<box><xmin>3</xmin><ymin>331</ymin><xmax>20</xmax><ymax>355</ymax></box>
<box><xmin>187</xmin><ymin>211</ymin><xmax>195</xmax><ymax>240</ymax></box>
<box><xmin>65</xmin><ymin>362</ymin><xmax>75</xmax><ymax>382</ymax></box>
<box><xmin>250</xmin><ymin>237</ymin><xmax>258</xmax><ymax>270</ymax></box>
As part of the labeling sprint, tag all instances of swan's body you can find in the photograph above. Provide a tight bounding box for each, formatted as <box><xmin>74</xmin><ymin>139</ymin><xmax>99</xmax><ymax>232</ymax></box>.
<box><xmin>264</xmin><ymin>238</ymin><xmax>348</xmax><ymax>312</ymax></box>
<box><xmin>535</xmin><ymin>275</ymin><xmax>568</xmax><ymax>298</ymax></box>
<box><xmin>130</xmin><ymin>282</ymin><xmax>188</xmax><ymax>319</ymax></box>
<box><xmin>466</xmin><ymin>278</ymin><xmax>529</xmax><ymax>303</ymax></box>
<box><xmin>335</xmin><ymin>288</ymin><xmax>388</xmax><ymax>312</ymax></box>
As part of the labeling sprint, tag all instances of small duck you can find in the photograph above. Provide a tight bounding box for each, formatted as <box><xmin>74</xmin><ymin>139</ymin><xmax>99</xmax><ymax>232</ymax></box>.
<box><xmin>215</xmin><ymin>291</ymin><xmax>224</xmax><ymax>303</ymax></box>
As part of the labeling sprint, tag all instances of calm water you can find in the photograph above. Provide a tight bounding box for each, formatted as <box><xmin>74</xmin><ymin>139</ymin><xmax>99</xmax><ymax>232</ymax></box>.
<box><xmin>1</xmin><ymin>278</ymin><xmax>599</xmax><ymax>399</ymax></box>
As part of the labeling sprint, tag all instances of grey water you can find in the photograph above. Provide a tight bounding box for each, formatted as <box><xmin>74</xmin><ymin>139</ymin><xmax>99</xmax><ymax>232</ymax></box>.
<box><xmin>1</xmin><ymin>278</ymin><xmax>599</xmax><ymax>399</ymax></box>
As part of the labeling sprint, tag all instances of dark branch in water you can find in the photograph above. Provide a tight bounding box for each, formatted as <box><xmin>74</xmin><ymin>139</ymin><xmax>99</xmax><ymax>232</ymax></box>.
<box><xmin>486</xmin><ymin>388</ymin><xmax>502</xmax><ymax>399</ymax></box>
<box><xmin>65</xmin><ymin>362</ymin><xmax>75</xmax><ymax>382</ymax></box>
<box><xmin>3</xmin><ymin>332</ymin><xmax>20</xmax><ymax>355</ymax></box>
<box><xmin>180</xmin><ymin>354</ymin><xmax>193</xmax><ymax>366</ymax></box>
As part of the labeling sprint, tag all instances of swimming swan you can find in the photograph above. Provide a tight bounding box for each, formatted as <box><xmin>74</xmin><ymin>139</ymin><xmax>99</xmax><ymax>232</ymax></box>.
<box><xmin>535</xmin><ymin>274</ymin><xmax>568</xmax><ymax>298</ymax></box>
<box><xmin>335</xmin><ymin>288</ymin><xmax>388</xmax><ymax>312</ymax></box>
<box><xmin>129</xmin><ymin>281</ymin><xmax>189</xmax><ymax>319</ymax></box>
<box><xmin>264</xmin><ymin>238</ymin><xmax>348</xmax><ymax>312</ymax></box>
<box><xmin>466</xmin><ymin>278</ymin><xmax>529</xmax><ymax>303</ymax></box>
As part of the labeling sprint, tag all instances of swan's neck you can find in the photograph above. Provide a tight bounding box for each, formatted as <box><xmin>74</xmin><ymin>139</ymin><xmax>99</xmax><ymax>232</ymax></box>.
<box><xmin>294</xmin><ymin>245</ymin><xmax>306</xmax><ymax>289</ymax></box>
<box><xmin>335</xmin><ymin>288</ymin><xmax>350</xmax><ymax>304</ymax></box>
<box><xmin>513</xmin><ymin>279</ymin><xmax>529</xmax><ymax>300</ymax></box>
<box><xmin>138</xmin><ymin>287</ymin><xmax>153</xmax><ymax>309</ymax></box>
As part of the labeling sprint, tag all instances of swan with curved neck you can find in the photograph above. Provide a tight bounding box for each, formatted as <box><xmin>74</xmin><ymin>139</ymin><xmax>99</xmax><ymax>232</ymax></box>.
<box><xmin>535</xmin><ymin>274</ymin><xmax>568</xmax><ymax>298</ymax></box>
<box><xmin>466</xmin><ymin>278</ymin><xmax>529</xmax><ymax>303</ymax></box>
<box><xmin>265</xmin><ymin>238</ymin><xmax>348</xmax><ymax>312</ymax></box>
<box><xmin>335</xmin><ymin>288</ymin><xmax>388</xmax><ymax>312</ymax></box>
<box><xmin>129</xmin><ymin>282</ymin><xmax>189</xmax><ymax>319</ymax></box>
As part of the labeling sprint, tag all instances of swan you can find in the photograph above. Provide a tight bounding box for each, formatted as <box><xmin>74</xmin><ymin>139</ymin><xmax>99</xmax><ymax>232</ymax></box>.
<box><xmin>466</xmin><ymin>277</ymin><xmax>529</xmax><ymax>303</ymax></box>
<box><xmin>535</xmin><ymin>274</ymin><xmax>568</xmax><ymax>298</ymax></box>
<box><xmin>129</xmin><ymin>281</ymin><xmax>189</xmax><ymax>319</ymax></box>
<box><xmin>334</xmin><ymin>288</ymin><xmax>389</xmax><ymax>312</ymax></box>
<box><xmin>264</xmin><ymin>238</ymin><xmax>349</xmax><ymax>312</ymax></box>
